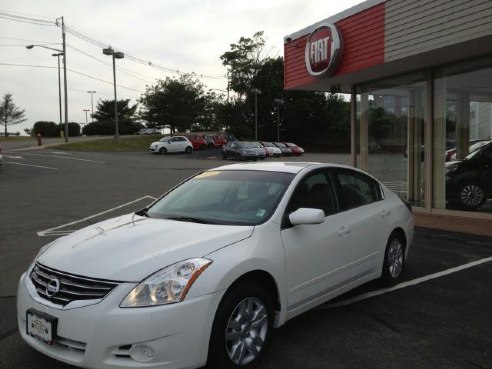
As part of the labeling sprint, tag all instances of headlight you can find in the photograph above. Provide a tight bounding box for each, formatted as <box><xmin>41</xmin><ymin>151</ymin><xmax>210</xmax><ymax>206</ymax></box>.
<box><xmin>445</xmin><ymin>164</ymin><xmax>458</xmax><ymax>174</ymax></box>
<box><xmin>120</xmin><ymin>258</ymin><xmax>212</xmax><ymax>308</ymax></box>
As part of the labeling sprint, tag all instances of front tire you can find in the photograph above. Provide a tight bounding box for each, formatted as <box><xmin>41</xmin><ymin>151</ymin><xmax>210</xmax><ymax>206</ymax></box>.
<box><xmin>159</xmin><ymin>147</ymin><xmax>167</xmax><ymax>155</ymax></box>
<box><xmin>381</xmin><ymin>232</ymin><xmax>405</xmax><ymax>285</ymax></box>
<box><xmin>207</xmin><ymin>281</ymin><xmax>273</xmax><ymax>369</ymax></box>
<box><xmin>458</xmin><ymin>181</ymin><xmax>486</xmax><ymax>210</ymax></box>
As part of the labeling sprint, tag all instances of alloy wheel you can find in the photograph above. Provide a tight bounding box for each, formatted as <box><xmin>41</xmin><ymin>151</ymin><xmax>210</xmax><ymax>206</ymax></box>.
<box><xmin>460</xmin><ymin>184</ymin><xmax>484</xmax><ymax>208</ymax></box>
<box><xmin>387</xmin><ymin>238</ymin><xmax>403</xmax><ymax>279</ymax></box>
<box><xmin>225</xmin><ymin>297</ymin><xmax>268</xmax><ymax>366</ymax></box>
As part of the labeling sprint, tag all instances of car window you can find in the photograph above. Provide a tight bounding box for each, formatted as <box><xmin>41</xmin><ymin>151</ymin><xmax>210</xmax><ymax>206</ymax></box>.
<box><xmin>287</xmin><ymin>171</ymin><xmax>337</xmax><ymax>216</ymax></box>
<box><xmin>148</xmin><ymin>170</ymin><xmax>294</xmax><ymax>226</ymax></box>
<box><xmin>334</xmin><ymin>169</ymin><xmax>382</xmax><ymax>209</ymax></box>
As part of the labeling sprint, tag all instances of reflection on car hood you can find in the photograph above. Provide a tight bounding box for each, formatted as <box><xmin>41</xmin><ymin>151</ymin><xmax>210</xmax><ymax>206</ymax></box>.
<box><xmin>37</xmin><ymin>213</ymin><xmax>254</xmax><ymax>281</ymax></box>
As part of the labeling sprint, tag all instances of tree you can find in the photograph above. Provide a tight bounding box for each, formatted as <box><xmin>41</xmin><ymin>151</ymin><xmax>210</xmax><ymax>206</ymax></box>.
<box><xmin>0</xmin><ymin>93</ymin><xmax>26</xmax><ymax>137</ymax></box>
<box><xmin>220</xmin><ymin>31</ymin><xmax>266</xmax><ymax>97</ymax></box>
<box><xmin>139</xmin><ymin>74</ymin><xmax>213</xmax><ymax>133</ymax></box>
<box><xmin>92</xmin><ymin>99</ymin><xmax>138</xmax><ymax>123</ymax></box>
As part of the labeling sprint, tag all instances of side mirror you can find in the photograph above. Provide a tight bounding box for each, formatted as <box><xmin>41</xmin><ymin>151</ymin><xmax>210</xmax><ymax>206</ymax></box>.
<box><xmin>289</xmin><ymin>208</ymin><xmax>325</xmax><ymax>225</ymax></box>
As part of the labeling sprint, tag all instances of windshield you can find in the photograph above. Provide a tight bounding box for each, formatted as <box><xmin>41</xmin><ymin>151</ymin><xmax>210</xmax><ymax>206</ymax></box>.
<box><xmin>159</xmin><ymin>136</ymin><xmax>171</xmax><ymax>142</ymax></box>
<box><xmin>147</xmin><ymin>170</ymin><xmax>294</xmax><ymax>225</ymax></box>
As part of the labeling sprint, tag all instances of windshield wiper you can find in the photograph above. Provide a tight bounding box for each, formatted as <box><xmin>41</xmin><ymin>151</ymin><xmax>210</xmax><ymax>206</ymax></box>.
<box><xmin>165</xmin><ymin>216</ymin><xmax>216</xmax><ymax>224</ymax></box>
<box><xmin>135</xmin><ymin>208</ymin><xmax>150</xmax><ymax>217</ymax></box>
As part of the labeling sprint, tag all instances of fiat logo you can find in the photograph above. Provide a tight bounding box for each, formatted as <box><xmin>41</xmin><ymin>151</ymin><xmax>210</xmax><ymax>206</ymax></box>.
<box><xmin>46</xmin><ymin>278</ymin><xmax>60</xmax><ymax>297</ymax></box>
<box><xmin>305</xmin><ymin>22</ymin><xmax>343</xmax><ymax>77</ymax></box>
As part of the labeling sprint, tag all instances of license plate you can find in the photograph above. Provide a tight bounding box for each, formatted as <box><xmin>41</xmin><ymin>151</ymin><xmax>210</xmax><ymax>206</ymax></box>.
<box><xmin>26</xmin><ymin>309</ymin><xmax>58</xmax><ymax>345</ymax></box>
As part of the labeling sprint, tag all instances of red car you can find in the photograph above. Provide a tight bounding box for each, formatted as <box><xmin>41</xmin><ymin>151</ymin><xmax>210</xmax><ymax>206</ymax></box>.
<box><xmin>186</xmin><ymin>135</ymin><xmax>208</xmax><ymax>150</ymax></box>
<box><xmin>212</xmin><ymin>135</ymin><xmax>227</xmax><ymax>147</ymax></box>
<box><xmin>283</xmin><ymin>142</ymin><xmax>304</xmax><ymax>156</ymax></box>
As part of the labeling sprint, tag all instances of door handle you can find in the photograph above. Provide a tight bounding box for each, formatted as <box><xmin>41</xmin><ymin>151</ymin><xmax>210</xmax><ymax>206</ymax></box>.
<box><xmin>338</xmin><ymin>226</ymin><xmax>351</xmax><ymax>237</ymax></box>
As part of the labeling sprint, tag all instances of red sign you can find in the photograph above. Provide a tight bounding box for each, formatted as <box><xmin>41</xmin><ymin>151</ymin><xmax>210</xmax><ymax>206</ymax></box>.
<box><xmin>305</xmin><ymin>23</ymin><xmax>342</xmax><ymax>77</ymax></box>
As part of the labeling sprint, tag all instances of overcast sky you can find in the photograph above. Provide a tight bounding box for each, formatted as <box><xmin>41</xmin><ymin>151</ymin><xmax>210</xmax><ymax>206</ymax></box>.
<box><xmin>0</xmin><ymin>0</ymin><xmax>363</xmax><ymax>134</ymax></box>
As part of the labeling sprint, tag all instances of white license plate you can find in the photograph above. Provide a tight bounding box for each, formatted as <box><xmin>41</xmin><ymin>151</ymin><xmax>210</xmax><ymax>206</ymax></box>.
<box><xmin>26</xmin><ymin>309</ymin><xmax>57</xmax><ymax>345</ymax></box>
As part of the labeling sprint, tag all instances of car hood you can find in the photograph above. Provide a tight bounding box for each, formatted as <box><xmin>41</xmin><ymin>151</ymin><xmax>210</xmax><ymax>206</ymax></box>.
<box><xmin>37</xmin><ymin>213</ymin><xmax>254</xmax><ymax>282</ymax></box>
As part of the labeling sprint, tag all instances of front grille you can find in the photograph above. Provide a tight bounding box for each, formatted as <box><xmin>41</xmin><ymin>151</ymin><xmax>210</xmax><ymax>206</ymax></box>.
<box><xmin>30</xmin><ymin>263</ymin><xmax>120</xmax><ymax>306</ymax></box>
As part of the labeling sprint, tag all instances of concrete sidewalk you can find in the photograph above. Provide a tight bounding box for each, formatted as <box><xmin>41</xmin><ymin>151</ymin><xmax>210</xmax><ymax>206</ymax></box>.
<box><xmin>414</xmin><ymin>213</ymin><xmax>492</xmax><ymax>237</ymax></box>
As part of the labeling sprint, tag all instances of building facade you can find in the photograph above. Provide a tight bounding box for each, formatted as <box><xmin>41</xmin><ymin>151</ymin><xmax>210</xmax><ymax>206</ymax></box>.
<box><xmin>284</xmin><ymin>0</ymin><xmax>492</xmax><ymax>218</ymax></box>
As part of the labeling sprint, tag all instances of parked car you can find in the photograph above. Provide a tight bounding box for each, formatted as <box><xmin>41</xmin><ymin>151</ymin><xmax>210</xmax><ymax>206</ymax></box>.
<box><xmin>252</xmin><ymin>142</ymin><xmax>267</xmax><ymax>159</ymax></box>
<box><xmin>137</xmin><ymin>128</ymin><xmax>160</xmax><ymax>135</ymax></box>
<box><xmin>212</xmin><ymin>135</ymin><xmax>228</xmax><ymax>147</ymax></box>
<box><xmin>149</xmin><ymin>135</ymin><xmax>193</xmax><ymax>154</ymax></box>
<box><xmin>446</xmin><ymin>141</ymin><xmax>492</xmax><ymax>210</ymax></box>
<box><xmin>260</xmin><ymin>142</ymin><xmax>282</xmax><ymax>157</ymax></box>
<box><xmin>222</xmin><ymin>141</ymin><xmax>261</xmax><ymax>161</ymax></box>
<box><xmin>283</xmin><ymin>142</ymin><xmax>304</xmax><ymax>156</ymax></box>
<box><xmin>273</xmin><ymin>142</ymin><xmax>292</xmax><ymax>156</ymax></box>
<box><xmin>186</xmin><ymin>135</ymin><xmax>208</xmax><ymax>151</ymax></box>
<box><xmin>448</xmin><ymin>140</ymin><xmax>491</xmax><ymax>162</ymax></box>
<box><xmin>17</xmin><ymin>162</ymin><xmax>413</xmax><ymax>369</ymax></box>
<box><xmin>203</xmin><ymin>135</ymin><xmax>216</xmax><ymax>148</ymax></box>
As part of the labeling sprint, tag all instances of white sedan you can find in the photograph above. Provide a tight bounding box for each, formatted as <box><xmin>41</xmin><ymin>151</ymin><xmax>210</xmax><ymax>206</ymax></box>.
<box><xmin>17</xmin><ymin>162</ymin><xmax>413</xmax><ymax>369</ymax></box>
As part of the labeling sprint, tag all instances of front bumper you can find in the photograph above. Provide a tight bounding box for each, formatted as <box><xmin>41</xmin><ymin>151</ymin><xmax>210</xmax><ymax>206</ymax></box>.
<box><xmin>17</xmin><ymin>271</ymin><xmax>222</xmax><ymax>369</ymax></box>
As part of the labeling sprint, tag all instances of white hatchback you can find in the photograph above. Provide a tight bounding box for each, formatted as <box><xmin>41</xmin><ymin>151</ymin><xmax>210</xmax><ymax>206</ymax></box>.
<box><xmin>149</xmin><ymin>135</ymin><xmax>193</xmax><ymax>154</ymax></box>
<box><xmin>17</xmin><ymin>162</ymin><xmax>413</xmax><ymax>369</ymax></box>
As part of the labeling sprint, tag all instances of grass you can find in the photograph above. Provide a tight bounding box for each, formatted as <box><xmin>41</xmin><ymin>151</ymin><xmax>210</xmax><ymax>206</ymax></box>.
<box><xmin>51</xmin><ymin>135</ymin><xmax>161</xmax><ymax>151</ymax></box>
<box><xmin>0</xmin><ymin>136</ymin><xmax>34</xmax><ymax>142</ymax></box>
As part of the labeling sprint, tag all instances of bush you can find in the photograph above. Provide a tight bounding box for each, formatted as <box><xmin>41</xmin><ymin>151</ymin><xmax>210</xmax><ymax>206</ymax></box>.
<box><xmin>59</xmin><ymin>123</ymin><xmax>81</xmax><ymax>137</ymax></box>
<box><xmin>32</xmin><ymin>121</ymin><xmax>59</xmax><ymax>137</ymax></box>
<box><xmin>82</xmin><ymin>120</ymin><xmax>141</xmax><ymax>136</ymax></box>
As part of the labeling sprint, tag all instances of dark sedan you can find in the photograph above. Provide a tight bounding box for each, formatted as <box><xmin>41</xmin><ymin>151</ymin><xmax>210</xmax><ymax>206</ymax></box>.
<box><xmin>273</xmin><ymin>142</ymin><xmax>292</xmax><ymax>156</ymax></box>
<box><xmin>446</xmin><ymin>141</ymin><xmax>492</xmax><ymax>210</ymax></box>
<box><xmin>222</xmin><ymin>141</ymin><xmax>261</xmax><ymax>161</ymax></box>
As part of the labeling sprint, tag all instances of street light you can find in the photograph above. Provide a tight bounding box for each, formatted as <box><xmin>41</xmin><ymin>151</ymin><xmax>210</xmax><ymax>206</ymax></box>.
<box><xmin>103</xmin><ymin>47</ymin><xmax>124</xmax><ymax>141</ymax></box>
<box><xmin>274</xmin><ymin>98</ymin><xmax>284</xmax><ymax>142</ymax></box>
<box><xmin>83</xmin><ymin>109</ymin><xmax>90</xmax><ymax>125</ymax></box>
<box><xmin>251</xmin><ymin>88</ymin><xmax>261</xmax><ymax>141</ymax></box>
<box><xmin>87</xmin><ymin>91</ymin><xmax>96</xmax><ymax>123</ymax></box>
<box><xmin>27</xmin><ymin>44</ymin><xmax>68</xmax><ymax>141</ymax></box>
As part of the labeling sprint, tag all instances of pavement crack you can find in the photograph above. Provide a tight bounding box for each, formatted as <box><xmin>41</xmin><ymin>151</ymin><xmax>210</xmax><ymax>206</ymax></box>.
<box><xmin>369</xmin><ymin>314</ymin><xmax>401</xmax><ymax>333</ymax></box>
<box><xmin>0</xmin><ymin>295</ymin><xmax>16</xmax><ymax>299</ymax></box>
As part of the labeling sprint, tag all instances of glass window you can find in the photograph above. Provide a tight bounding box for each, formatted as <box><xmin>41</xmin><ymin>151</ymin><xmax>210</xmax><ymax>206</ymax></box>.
<box><xmin>287</xmin><ymin>171</ymin><xmax>337</xmax><ymax>216</ymax></box>
<box><xmin>148</xmin><ymin>170</ymin><xmax>294</xmax><ymax>225</ymax></box>
<box><xmin>434</xmin><ymin>55</ymin><xmax>492</xmax><ymax>213</ymax></box>
<box><xmin>334</xmin><ymin>170</ymin><xmax>381</xmax><ymax>210</ymax></box>
<box><xmin>357</xmin><ymin>71</ymin><xmax>427</xmax><ymax>207</ymax></box>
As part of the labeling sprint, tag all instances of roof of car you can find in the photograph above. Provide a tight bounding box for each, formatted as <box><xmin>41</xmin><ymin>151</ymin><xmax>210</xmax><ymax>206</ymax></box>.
<box><xmin>213</xmin><ymin>162</ymin><xmax>328</xmax><ymax>174</ymax></box>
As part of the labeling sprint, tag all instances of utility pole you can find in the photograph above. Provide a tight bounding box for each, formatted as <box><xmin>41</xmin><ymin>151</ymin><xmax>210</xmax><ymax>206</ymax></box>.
<box><xmin>87</xmin><ymin>91</ymin><xmax>96</xmax><ymax>123</ymax></box>
<box><xmin>83</xmin><ymin>109</ymin><xmax>90</xmax><ymax>125</ymax></box>
<box><xmin>56</xmin><ymin>16</ymin><xmax>69</xmax><ymax>142</ymax></box>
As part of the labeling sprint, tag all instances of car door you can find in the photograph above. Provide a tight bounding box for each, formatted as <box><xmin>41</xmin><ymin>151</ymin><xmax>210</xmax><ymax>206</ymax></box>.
<box><xmin>168</xmin><ymin>137</ymin><xmax>180</xmax><ymax>152</ymax></box>
<box><xmin>331</xmin><ymin>168</ymin><xmax>389</xmax><ymax>277</ymax></box>
<box><xmin>280</xmin><ymin>169</ymin><xmax>355</xmax><ymax>312</ymax></box>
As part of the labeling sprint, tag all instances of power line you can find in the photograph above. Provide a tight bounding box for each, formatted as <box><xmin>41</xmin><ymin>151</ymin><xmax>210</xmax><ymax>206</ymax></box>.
<box><xmin>0</xmin><ymin>11</ymin><xmax>55</xmax><ymax>26</ymax></box>
<box><xmin>0</xmin><ymin>62</ymin><xmax>143</xmax><ymax>93</ymax></box>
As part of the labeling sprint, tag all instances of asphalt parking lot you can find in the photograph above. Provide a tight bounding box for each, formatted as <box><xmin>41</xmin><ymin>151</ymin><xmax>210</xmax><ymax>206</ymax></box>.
<box><xmin>0</xmin><ymin>146</ymin><xmax>491</xmax><ymax>369</ymax></box>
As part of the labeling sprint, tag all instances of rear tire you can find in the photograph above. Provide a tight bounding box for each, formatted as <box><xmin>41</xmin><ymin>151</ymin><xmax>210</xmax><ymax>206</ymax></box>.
<box><xmin>185</xmin><ymin>146</ymin><xmax>192</xmax><ymax>154</ymax></box>
<box><xmin>207</xmin><ymin>281</ymin><xmax>273</xmax><ymax>369</ymax></box>
<box><xmin>381</xmin><ymin>232</ymin><xmax>405</xmax><ymax>285</ymax></box>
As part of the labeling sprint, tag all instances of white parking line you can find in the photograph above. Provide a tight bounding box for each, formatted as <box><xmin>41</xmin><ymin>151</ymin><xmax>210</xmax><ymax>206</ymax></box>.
<box><xmin>22</xmin><ymin>152</ymin><xmax>105</xmax><ymax>163</ymax></box>
<box><xmin>318</xmin><ymin>256</ymin><xmax>492</xmax><ymax>310</ymax></box>
<box><xmin>37</xmin><ymin>196</ymin><xmax>157</xmax><ymax>236</ymax></box>
<box><xmin>4</xmin><ymin>161</ymin><xmax>58</xmax><ymax>170</ymax></box>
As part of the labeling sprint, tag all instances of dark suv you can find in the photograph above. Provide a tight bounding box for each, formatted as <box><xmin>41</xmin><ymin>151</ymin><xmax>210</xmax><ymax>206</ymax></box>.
<box><xmin>445</xmin><ymin>141</ymin><xmax>492</xmax><ymax>210</ymax></box>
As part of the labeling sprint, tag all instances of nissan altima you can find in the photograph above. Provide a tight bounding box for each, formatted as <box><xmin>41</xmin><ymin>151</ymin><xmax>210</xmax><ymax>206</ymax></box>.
<box><xmin>17</xmin><ymin>162</ymin><xmax>413</xmax><ymax>369</ymax></box>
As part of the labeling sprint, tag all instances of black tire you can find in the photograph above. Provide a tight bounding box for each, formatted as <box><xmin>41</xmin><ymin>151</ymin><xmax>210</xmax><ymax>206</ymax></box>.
<box><xmin>159</xmin><ymin>147</ymin><xmax>167</xmax><ymax>155</ymax></box>
<box><xmin>457</xmin><ymin>181</ymin><xmax>486</xmax><ymax>210</ymax></box>
<box><xmin>222</xmin><ymin>152</ymin><xmax>227</xmax><ymax>160</ymax></box>
<box><xmin>201</xmin><ymin>144</ymin><xmax>207</xmax><ymax>151</ymax></box>
<box><xmin>185</xmin><ymin>146</ymin><xmax>192</xmax><ymax>154</ymax></box>
<box><xmin>235</xmin><ymin>153</ymin><xmax>242</xmax><ymax>161</ymax></box>
<box><xmin>381</xmin><ymin>232</ymin><xmax>405</xmax><ymax>285</ymax></box>
<box><xmin>207</xmin><ymin>281</ymin><xmax>273</xmax><ymax>369</ymax></box>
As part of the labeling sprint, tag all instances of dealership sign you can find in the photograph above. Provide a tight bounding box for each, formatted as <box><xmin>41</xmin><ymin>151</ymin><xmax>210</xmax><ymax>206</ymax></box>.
<box><xmin>305</xmin><ymin>23</ymin><xmax>343</xmax><ymax>77</ymax></box>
